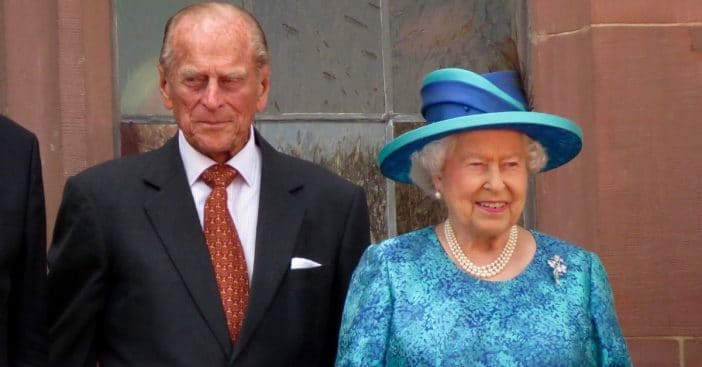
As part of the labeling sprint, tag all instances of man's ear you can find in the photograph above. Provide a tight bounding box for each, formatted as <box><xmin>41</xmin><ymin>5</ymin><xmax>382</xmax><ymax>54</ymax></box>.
<box><xmin>158</xmin><ymin>64</ymin><xmax>174</xmax><ymax>110</ymax></box>
<box><xmin>255</xmin><ymin>64</ymin><xmax>270</xmax><ymax>113</ymax></box>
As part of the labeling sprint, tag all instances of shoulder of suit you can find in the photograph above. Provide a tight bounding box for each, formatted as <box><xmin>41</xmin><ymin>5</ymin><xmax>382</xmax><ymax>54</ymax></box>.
<box><xmin>0</xmin><ymin>115</ymin><xmax>36</xmax><ymax>146</ymax></box>
<box><xmin>69</xmin><ymin>139</ymin><xmax>171</xmax><ymax>183</ymax></box>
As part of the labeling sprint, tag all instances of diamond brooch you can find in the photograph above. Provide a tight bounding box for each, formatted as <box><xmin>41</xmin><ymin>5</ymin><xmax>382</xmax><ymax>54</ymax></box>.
<box><xmin>548</xmin><ymin>255</ymin><xmax>567</xmax><ymax>285</ymax></box>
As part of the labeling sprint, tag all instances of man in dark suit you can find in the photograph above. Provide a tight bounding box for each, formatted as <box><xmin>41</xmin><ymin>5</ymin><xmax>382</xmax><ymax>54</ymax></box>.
<box><xmin>0</xmin><ymin>114</ymin><xmax>47</xmax><ymax>366</ymax></box>
<box><xmin>48</xmin><ymin>2</ymin><xmax>370</xmax><ymax>367</ymax></box>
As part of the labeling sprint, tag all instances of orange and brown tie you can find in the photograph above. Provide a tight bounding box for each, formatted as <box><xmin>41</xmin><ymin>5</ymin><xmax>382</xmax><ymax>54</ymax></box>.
<box><xmin>201</xmin><ymin>163</ymin><xmax>249</xmax><ymax>342</ymax></box>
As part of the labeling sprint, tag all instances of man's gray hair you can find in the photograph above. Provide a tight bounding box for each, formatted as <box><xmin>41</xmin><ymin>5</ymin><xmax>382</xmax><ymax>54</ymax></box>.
<box><xmin>159</xmin><ymin>2</ymin><xmax>270</xmax><ymax>72</ymax></box>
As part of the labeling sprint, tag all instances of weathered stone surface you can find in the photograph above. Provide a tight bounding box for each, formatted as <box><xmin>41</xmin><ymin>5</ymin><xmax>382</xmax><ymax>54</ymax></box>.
<box><xmin>592</xmin><ymin>0</ymin><xmax>702</xmax><ymax>24</ymax></box>
<box><xmin>591</xmin><ymin>25</ymin><xmax>702</xmax><ymax>337</ymax></box>
<box><xmin>685</xmin><ymin>339</ymin><xmax>702</xmax><ymax>367</ymax></box>
<box><xmin>530</xmin><ymin>7</ymin><xmax>702</xmax><ymax>338</ymax></box>
<box><xmin>529</xmin><ymin>28</ymin><xmax>596</xmax><ymax>248</ymax></box>
<box><xmin>529</xmin><ymin>0</ymin><xmax>591</xmax><ymax>34</ymax></box>
<box><xmin>627</xmin><ymin>339</ymin><xmax>680</xmax><ymax>367</ymax></box>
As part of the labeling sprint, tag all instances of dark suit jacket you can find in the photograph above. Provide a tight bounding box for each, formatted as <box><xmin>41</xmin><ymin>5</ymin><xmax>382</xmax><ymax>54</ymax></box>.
<box><xmin>48</xmin><ymin>131</ymin><xmax>370</xmax><ymax>366</ymax></box>
<box><xmin>0</xmin><ymin>115</ymin><xmax>47</xmax><ymax>367</ymax></box>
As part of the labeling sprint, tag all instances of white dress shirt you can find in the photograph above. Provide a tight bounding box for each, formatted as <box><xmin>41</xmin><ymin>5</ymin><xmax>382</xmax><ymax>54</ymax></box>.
<box><xmin>178</xmin><ymin>127</ymin><xmax>261</xmax><ymax>280</ymax></box>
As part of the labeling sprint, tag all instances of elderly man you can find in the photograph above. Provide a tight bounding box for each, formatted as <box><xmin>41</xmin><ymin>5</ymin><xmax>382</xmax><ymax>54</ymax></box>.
<box><xmin>48</xmin><ymin>3</ymin><xmax>370</xmax><ymax>366</ymax></box>
<box><xmin>0</xmin><ymin>114</ymin><xmax>47</xmax><ymax>366</ymax></box>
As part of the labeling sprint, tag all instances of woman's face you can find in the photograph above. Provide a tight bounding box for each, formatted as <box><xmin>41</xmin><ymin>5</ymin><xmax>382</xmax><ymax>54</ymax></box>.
<box><xmin>433</xmin><ymin>129</ymin><xmax>529</xmax><ymax>239</ymax></box>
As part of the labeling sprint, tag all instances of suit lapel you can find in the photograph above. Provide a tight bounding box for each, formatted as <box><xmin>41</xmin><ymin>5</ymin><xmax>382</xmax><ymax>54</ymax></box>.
<box><xmin>231</xmin><ymin>131</ymin><xmax>306</xmax><ymax>361</ymax></box>
<box><xmin>142</xmin><ymin>137</ymin><xmax>232</xmax><ymax>356</ymax></box>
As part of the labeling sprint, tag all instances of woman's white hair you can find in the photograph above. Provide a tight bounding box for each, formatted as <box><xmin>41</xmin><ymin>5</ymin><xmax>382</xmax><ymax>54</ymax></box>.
<box><xmin>409</xmin><ymin>132</ymin><xmax>548</xmax><ymax>197</ymax></box>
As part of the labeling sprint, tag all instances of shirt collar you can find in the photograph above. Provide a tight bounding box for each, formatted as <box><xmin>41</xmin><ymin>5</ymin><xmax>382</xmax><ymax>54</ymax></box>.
<box><xmin>178</xmin><ymin>126</ymin><xmax>260</xmax><ymax>187</ymax></box>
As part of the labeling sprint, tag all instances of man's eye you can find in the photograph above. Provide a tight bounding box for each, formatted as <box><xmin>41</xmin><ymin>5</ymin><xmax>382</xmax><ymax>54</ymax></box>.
<box><xmin>220</xmin><ymin>77</ymin><xmax>242</xmax><ymax>87</ymax></box>
<box><xmin>183</xmin><ymin>76</ymin><xmax>206</xmax><ymax>86</ymax></box>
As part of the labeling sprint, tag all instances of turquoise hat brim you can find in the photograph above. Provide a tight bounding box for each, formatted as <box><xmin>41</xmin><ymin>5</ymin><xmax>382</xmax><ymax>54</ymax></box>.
<box><xmin>378</xmin><ymin>111</ymin><xmax>583</xmax><ymax>184</ymax></box>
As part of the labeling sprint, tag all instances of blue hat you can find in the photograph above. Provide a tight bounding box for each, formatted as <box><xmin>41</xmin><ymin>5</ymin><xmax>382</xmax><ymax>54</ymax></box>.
<box><xmin>378</xmin><ymin>68</ymin><xmax>583</xmax><ymax>183</ymax></box>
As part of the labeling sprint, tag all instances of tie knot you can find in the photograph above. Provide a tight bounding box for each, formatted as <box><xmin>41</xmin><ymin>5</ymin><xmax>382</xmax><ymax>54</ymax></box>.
<box><xmin>201</xmin><ymin>164</ymin><xmax>237</xmax><ymax>188</ymax></box>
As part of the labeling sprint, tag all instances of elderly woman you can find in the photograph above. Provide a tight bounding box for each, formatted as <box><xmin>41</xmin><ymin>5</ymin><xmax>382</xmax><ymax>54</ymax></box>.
<box><xmin>336</xmin><ymin>68</ymin><xmax>631</xmax><ymax>366</ymax></box>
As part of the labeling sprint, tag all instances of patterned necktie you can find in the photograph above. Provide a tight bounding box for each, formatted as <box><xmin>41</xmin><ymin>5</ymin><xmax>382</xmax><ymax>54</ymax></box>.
<box><xmin>201</xmin><ymin>163</ymin><xmax>249</xmax><ymax>343</ymax></box>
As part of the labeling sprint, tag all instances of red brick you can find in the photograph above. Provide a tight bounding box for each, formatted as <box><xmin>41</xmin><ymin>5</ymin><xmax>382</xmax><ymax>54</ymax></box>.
<box><xmin>529</xmin><ymin>0</ymin><xmax>591</xmax><ymax>34</ymax></box>
<box><xmin>530</xmin><ymin>29</ymin><xmax>598</xmax><ymax>249</ymax></box>
<box><xmin>531</xmin><ymin>21</ymin><xmax>702</xmax><ymax>337</ymax></box>
<box><xmin>591</xmin><ymin>25</ymin><xmax>702</xmax><ymax>336</ymax></box>
<box><xmin>685</xmin><ymin>339</ymin><xmax>702</xmax><ymax>367</ymax></box>
<box><xmin>592</xmin><ymin>0</ymin><xmax>702</xmax><ymax>24</ymax></box>
<box><xmin>628</xmin><ymin>339</ymin><xmax>680</xmax><ymax>367</ymax></box>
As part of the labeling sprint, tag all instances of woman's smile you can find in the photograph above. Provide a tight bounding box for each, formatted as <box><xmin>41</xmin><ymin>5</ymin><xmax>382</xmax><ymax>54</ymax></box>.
<box><xmin>476</xmin><ymin>201</ymin><xmax>509</xmax><ymax>214</ymax></box>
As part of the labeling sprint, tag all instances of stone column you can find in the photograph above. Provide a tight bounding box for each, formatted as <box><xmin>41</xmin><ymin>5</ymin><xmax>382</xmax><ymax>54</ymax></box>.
<box><xmin>528</xmin><ymin>1</ymin><xmax>702</xmax><ymax>365</ymax></box>
<box><xmin>0</xmin><ymin>0</ymin><xmax>115</xmax><ymax>236</ymax></box>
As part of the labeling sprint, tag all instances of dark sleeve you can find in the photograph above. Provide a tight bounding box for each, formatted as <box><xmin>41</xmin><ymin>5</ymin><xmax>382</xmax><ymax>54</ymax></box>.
<box><xmin>324</xmin><ymin>185</ymin><xmax>371</xmax><ymax>364</ymax></box>
<box><xmin>48</xmin><ymin>177</ymin><xmax>107</xmax><ymax>367</ymax></box>
<box><xmin>9</xmin><ymin>135</ymin><xmax>48</xmax><ymax>367</ymax></box>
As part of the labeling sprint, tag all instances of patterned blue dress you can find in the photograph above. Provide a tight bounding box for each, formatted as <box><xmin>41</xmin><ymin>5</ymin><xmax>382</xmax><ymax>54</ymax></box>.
<box><xmin>336</xmin><ymin>227</ymin><xmax>631</xmax><ymax>366</ymax></box>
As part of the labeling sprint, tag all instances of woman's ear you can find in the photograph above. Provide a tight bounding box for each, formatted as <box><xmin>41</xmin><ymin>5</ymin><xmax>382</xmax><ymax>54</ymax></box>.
<box><xmin>432</xmin><ymin>174</ymin><xmax>443</xmax><ymax>193</ymax></box>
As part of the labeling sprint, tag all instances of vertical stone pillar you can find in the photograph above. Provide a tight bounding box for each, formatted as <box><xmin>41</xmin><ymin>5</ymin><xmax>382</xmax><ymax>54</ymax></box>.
<box><xmin>1</xmin><ymin>0</ymin><xmax>63</xmax><ymax>235</ymax></box>
<box><xmin>0</xmin><ymin>0</ymin><xmax>115</xmax><ymax>236</ymax></box>
<box><xmin>528</xmin><ymin>0</ymin><xmax>702</xmax><ymax>365</ymax></box>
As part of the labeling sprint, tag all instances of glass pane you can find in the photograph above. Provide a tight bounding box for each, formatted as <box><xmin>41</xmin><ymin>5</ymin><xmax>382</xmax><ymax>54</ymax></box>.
<box><xmin>256</xmin><ymin>121</ymin><xmax>387</xmax><ymax>243</ymax></box>
<box><xmin>390</xmin><ymin>0</ymin><xmax>523</xmax><ymax>113</ymax></box>
<box><xmin>120</xmin><ymin>121</ymin><xmax>177</xmax><ymax>156</ymax></box>
<box><xmin>253</xmin><ymin>1</ymin><xmax>384</xmax><ymax>113</ymax></box>
<box><xmin>114</xmin><ymin>0</ymin><xmax>244</xmax><ymax>116</ymax></box>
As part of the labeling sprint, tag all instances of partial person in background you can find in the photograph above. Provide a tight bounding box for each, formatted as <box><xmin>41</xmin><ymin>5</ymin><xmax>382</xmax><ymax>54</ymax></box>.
<box><xmin>0</xmin><ymin>114</ymin><xmax>47</xmax><ymax>367</ymax></box>
<box><xmin>336</xmin><ymin>68</ymin><xmax>631</xmax><ymax>366</ymax></box>
<box><xmin>49</xmin><ymin>2</ymin><xmax>370</xmax><ymax>367</ymax></box>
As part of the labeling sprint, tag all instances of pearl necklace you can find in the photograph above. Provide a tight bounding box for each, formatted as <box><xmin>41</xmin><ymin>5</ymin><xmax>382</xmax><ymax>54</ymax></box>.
<box><xmin>443</xmin><ymin>220</ymin><xmax>519</xmax><ymax>278</ymax></box>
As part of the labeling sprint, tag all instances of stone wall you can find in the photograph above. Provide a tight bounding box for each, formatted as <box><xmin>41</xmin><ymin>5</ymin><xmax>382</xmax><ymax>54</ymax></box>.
<box><xmin>528</xmin><ymin>1</ymin><xmax>702</xmax><ymax>365</ymax></box>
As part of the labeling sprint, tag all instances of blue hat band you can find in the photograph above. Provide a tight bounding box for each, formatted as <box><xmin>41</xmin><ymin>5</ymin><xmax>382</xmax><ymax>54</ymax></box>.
<box><xmin>481</xmin><ymin>71</ymin><xmax>527</xmax><ymax>106</ymax></box>
<box><xmin>421</xmin><ymin>81</ymin><xmax>526</xmax><ymax>123</ymax></box>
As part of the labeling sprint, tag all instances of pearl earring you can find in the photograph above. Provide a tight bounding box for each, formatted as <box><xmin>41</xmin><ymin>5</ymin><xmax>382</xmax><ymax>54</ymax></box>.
<box><xmin>434</xmin><ymin>191</ymin><xmax>442</xmax><ymax>200</ymax></box>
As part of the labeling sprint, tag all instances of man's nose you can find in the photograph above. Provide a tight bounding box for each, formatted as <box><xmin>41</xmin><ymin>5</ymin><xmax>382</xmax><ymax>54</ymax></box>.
<box><xmin>202</xmin><ymin>80</ymin><xmax>223</xmax><ymax>109</ymax></box>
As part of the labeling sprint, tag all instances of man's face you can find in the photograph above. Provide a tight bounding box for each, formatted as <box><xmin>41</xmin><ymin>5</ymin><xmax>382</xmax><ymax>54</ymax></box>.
<box><xmin>158</xmin><ymin>15</ymin><xmax>269</xmax><ymax>162</ymax></box>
